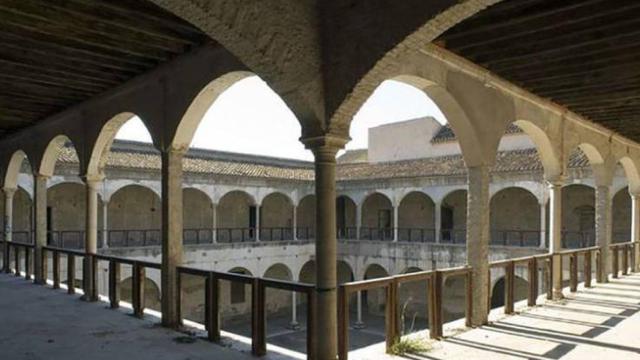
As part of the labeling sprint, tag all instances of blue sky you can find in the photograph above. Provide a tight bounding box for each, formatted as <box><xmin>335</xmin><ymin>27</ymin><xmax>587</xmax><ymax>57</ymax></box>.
<box><xmin>116</xmin><ymin>77</ymin><xmax>446</xmax><ymax>160</ymax></box>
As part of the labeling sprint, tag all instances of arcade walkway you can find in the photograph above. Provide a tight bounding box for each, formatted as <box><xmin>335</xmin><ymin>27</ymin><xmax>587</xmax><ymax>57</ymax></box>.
<box><xmin>0</xmin><ymin>274</ymin><xmax>255</xmax><ymax>360</ymax></box>
<box><xmin>354</xmin><ymin>273</ymin><xmax>640</xmax><ymax>359</ymax></box>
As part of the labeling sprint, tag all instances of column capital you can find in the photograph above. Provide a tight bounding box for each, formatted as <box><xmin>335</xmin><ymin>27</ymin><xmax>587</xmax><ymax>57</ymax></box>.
<box><xmin>544</xmin><ymin>176</ymin><xmax>565</xmax><ymax>188</ymax></box>
<box><xmin>2</xmin><ymin>187</ymin><xmax>17</xmax><ymax>197</ymax></box>
<box><xmin>81</xmin><ymin>174</ymin><xmax>105</xmax><ymax>187</ymax></box>
<box><xmin>33</xmin><ymin>173</ymin><xmax>50</xmax><ymax>181</ymax></box>
<box><xmin>300</xmin><ymin>135</ymin><xmax>349</xmax><ymax>159</ymax></box>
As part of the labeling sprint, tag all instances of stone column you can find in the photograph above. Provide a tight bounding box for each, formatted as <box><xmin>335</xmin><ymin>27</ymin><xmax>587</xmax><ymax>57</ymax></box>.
<box><xmin>355</xmin><ymin>290</ymin><xmax>365</xmax><ymax>328</ymax></box>
<box><xmin>547</xmin><ymin>181</ymin><xmax>563</xmax><ymax>299</ymax></box>
<box><xmin>306</xmin><ymin>139</ymin><xmax>343</xmax><ymax>360</ymax></box>
<box><xmin>355</xmin><ymin>203</ymin><xmax>362</xmax><ymax>240</ymax></box>
<box><xmin>292</xmin><ymin>205</ymin><xmax>297</xmax><ymax>240</ymax></box>
<box><xmin>393</xmin><ymin>205</ymin><xmax>399</xmax><ymax>242</ymax></box>
<box><xmin>631</xmin><ymin>194</ymin><xmax>640</xmax><ymax>271</ymax></box>
<box><xmin>595</xmin><ymin>184</ymin><xmax>612</xmax><ymax>283</ymax></box>
<box><xmin>466</xmin><ymin>165</ymin><xmax>490</xmax><ymax>326</ymax></box>
<box><xmin>255</xmin><ymin>205</ymin><xmax>261</xmax><ymax>242</ymax></box>
<box><xmin>82</xmin><ymin>175</ymin><xmax>102</xmax><ymax>301</ymax></box>
<box><xmin>33</xmin><ymin>174</ymin><xmax>48</xmax><ymax>284</ymax></box>
<box><xmin>102</xmin><ymin>199</ymin><xmax>109</xmax><ymax>248</ymax></box>
<box><xmin>211</xmin><ymin>203</ymin><xmax>217</xmax><ymax>243</ymax></box>
<box><xmin>434</xmin><ymin>201</ymin><xmax>442</xmax><ymax>243</ymax></box>
<box><xmin>539</xmin><ymin>202</ymin><xmax>547</xmax><ymax>249</ymax></box>
<box><xmin>288</xmin><ymin>291</ymin><xmax>300</xmax><ymax>329</ymax></box>
<box><xmin>3</xmin><ymin>187</ymin><xmax>16</xmax><ymax>272</ymax></box>
<box><xmin>161</xmin><ymin>149</ymin><xmax>184</xmax><ymax>328</ymax></box>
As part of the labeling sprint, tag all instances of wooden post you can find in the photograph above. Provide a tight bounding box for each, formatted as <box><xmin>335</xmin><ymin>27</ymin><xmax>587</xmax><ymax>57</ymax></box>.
<box><xmin>24</xmin><ymin>247</ymin><xmax>31</xmax><ymax>280</ymax></box>
<box><xmin>338</xmin><ymin>287</ymin><xmax>349</xmax><ymax>360</ymax></box>
<box><xmin>4</xmin><ymin>244</ymin><xmax>11</xmax><ymax>273</ymax></box>
<box><xmin>612</xmin><ymin>247</ymin><xmax>619</xmax><ymax>279</ymax></box>
<box><xmin>505</xmin><ymin>261</ymin><xmax>515</xmax><ymax>314</ymax></box>
<box><xmin>108</xmin><ymin>260</ymin><xmax>120</xmax><ymax>308</ymax></box>
<box><xmin>569</xmin><ymin>253</ymin><xmax>577</xmax><ymax>292</ymax></box>
<box><xmin>584</xmin><ymin>251</ymin><xmax>592</xmax><ymax>288</ymax></box>
<box><xmin>465</xmin><ymin>270</ymin><xmax>473</xmax><ymax>327</ymax></box>
<box><xmin>385</xmin><ymin>279</ymin><xmax>399</xmax><ymax>353</ymax></box>
<box><xmin>132</xmin><ymin>262</ymin><xmax>145</xmax><ymax>318</ymax></box>
<box><xmin>14</xmin><ymin>246</ymin><xmax>20</xmax><ymax>276</ymax></box>
<box><xmin>251</xmin><ymin>278</ymin><xmax>266</xmax><ymax>356</ymax></box>
<box><xmin>527</xmin><ymin>258</ymin><xmax>537</xmax><ymax>306</ymax></box>
<box><xmin>428</xmin><ymin>271</ymin><xmax>443</xmax><ymax>339</ymax></box>
<box><xmin>205</xmin><ymin>273</ymin><xmax>220</xmax><ymax>342</ymax></box>
<box><xmin>596</xmin><ymin>251</ymin><xmax>603</xmax><ymax>283</ymax></box>
<box><xmin>67</xmin><ymin>254</ymin><xmax>75</xmax><ymax>294</ymax></box>
<box><xmin>52</xmin><ymin>251</ymin><xmax>60</xmax><ymax>289</ymax></box>
<box><xmin>623</xmin><ymin>245</ymin><xmax>629</xmax><ymax>275</ymax></box>
<box><xmin>175</xmin><ymin>270</ymin><xmax>182</xmax><ymax>325</ymax></box>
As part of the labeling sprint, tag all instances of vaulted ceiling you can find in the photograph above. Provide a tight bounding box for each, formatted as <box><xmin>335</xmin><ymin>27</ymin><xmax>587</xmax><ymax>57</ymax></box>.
<box><xmin>437</xmin><ymin>0</ymin><xmax>640</xmax><ymax>141</ymax></box>
<box><xmin>0</xmin><ymin>0</ymin><xmax>209</xmax><ymax>136</ymax></box>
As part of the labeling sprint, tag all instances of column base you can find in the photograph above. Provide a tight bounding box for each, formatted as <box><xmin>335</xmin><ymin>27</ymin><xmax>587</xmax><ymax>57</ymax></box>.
<box><xmin>552</xmin><ymin>289</ymin><xmax>564</xmax><ymax>300</ymax></box>
<box><xmin>286</xmin><ymin>321</ymin><xmax>300</xmax><ymax>330</ymax></box>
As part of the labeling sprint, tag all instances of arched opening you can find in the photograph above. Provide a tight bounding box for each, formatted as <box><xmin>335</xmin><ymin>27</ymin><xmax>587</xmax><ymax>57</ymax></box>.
<box><xmin>0</xmin><ymin>150</ymin><xmax>33</xmax><ymax>243</ymax></box>
<box><xmin>260</xmin><ymin>192</ymin><xmax>294</xmax><ymax>241</ymax></box>
<box><xmin>362</xmin><ymin>264</ymin><xmax>390</xmax><ymax>317</ymax></box>
<box><xmin>121</xmin><ymin>276</ymin><xmax>161</xmax><ymax>311</ymax></box>
<box><xmin>490</xmin><ymin>187</ymin><xmax>540</xmax><ymax>247</ymax></box>
<box><xmin>490</xmin><ymin>276</ymin><xmax>529</xmax><ymax>309</ymax></box>
<box><xmin>398</xmin><ymin>267</ymin><xmax>428</xmax><ymax>333</ymax></box>
<box><xmin>221</xmin><ymin>267</ymin><xmax>253</xmax><ymax>326</ymax></box>
<box><xmin>47</xmin><ymin>182</ymin><xmax>104</xmax><ymax>249</ymax></box>
<box><xmin>182</xmin><ymin>188</ymin><xmax>213</xmax><ymax>244</ymax></box>
<box><xmin>336</xmin><ymin>195</ymin><xmax>357</xmax><ymax>239</ymax></box>
<box><xmin>299</xmin><ymin>260</ymin><xmax>316</xmax><ymax>284</ymax></box>
<box><xmin>398</xmin><ymin>191</ymin><xmax>436</xmax><ymax>242</ymax></box>
<box><xmin>263</xmin><ymin>263</ymin><xmax>294</xmax><ymax>323</ymax></box>
<box><xmin>11</xmin><ymin>187</ymin><xmax>32</xmax><ymax>243</ymax></box>
<box><xmin>440</xmin><ymin>189</ymin><xmax>467</xmax><ymax>243</ymax></box>
<box><xmin>107</xmin><ymin>184</ymin><xmax>161</xmax><ymax>247</ymax></box>
<box><xmin>216</xmin><ymin>190</ymin><xmax>257</xmax><ymax>242</ymax></box>
<box><xmin>296</xmin><ymin>195</ymin><xmax>316</xmax><ymax>240</ymax></box>
<box><xmin>561</xmin><ymin>183</ymin><xmax>595</xmax><ymax>248</ymax></box>
<box><xmin>361</xmin><ymin>193</ymin><xmax>393</xmax><ymax>241</ymax></box>
<box><xmin>612</xmin><ymin>186</ymin><xmax>631</xmax><ymax>243</ymax></box>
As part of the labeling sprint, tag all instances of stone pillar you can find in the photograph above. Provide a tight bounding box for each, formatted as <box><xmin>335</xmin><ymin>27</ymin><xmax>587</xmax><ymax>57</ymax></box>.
<box><xmin>3</xmin><ymin>187</ymin><xmax>16</xmax><ymax>272</ymax></box>
<box><xmin>355</xmin><ymin>203</ymin><xmax>362</xmax><ymax>240</ymax></box>
<box><xmin>83</xmin><ymin>176</ymin><xmax>101</xmax><ymax>301</ymax></box>
<box><xmin>466</xmin><ymin>165</ymin><xmax>490</xmax><ymax>326</ymax></box>
<box><xmin>288</xmin><ymin>291</ymin><xmax>300</xmax><ymax>329</ymax></box>
<box><xmin>539</xmin><ymin>202</ymin><xmax>547</xmax><ymax>249</ymax></box>
<box><xmin>434</xmin><ymin>201</ymin><xmax>442</xmax><ymax>243</ymax></box>
<box><xmin>255</xmin><ymin>205</ymin><xmax>261</xmax><ymax>242</ymax></box>
<box><xmin>161</xmin><ymin>149</ymin><xmax>184</xmax><ymax>328</ymax></box>
<box><xmin>355</xmin><ymin>290</ymin><xmax>365</xmax><ymax>328</ymax></box>
<box><xmin>102</xmin><ymin>199</ymin><xmax>109</xmax><ymax>248</ymax></box>
<box><xmin>211</xmin><ymin>203</ymin><xmax>217</xmax><ymax>243</ymax></box>
<box><xmin>393</xmin><ymin>205</ymin><xmax>399</xmax><ymax>242</ymax></box>
<box><xmin>595</xmin><ymin>184</ymin><xmax>612</xmax><ymax>283</ymax></box>
<box><xmin>631</xmin><ymin>194</ymin><xmax>640</xmax><ymax>271</ymax></box>
<box><xmin>306</xmin><ymin>139</ymin><xmax>343</xmax><ymax>360</ymax></box>
<box><xmin>292</xmin><ymin>205</ymin><xmax>297</xmax><ymax>240</ymax></box>
<box><xmin>547</xmin><ymin>181</ymin><xmax>563</xmax><ymax>299</ymax></box>
<box><xmin>33</xmin><ymin>174</ymin><xmax>48</xmax><ymax>284</ymax></box>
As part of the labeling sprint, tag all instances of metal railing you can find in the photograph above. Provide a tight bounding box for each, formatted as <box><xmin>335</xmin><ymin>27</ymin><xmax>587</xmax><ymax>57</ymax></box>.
<box><xmin>259</xmin><ymin>227</ymin><xmax>294</xmax><ymax>242</ymax></box>
<box><xmin>359</xmin><ymin>227</ymin><xmax>394</xmax><ymax>241</ymax></box>
<box><xmin>490</xmin><ymin>229</ymin><xmax>541</xmax><ymax>247</ymax></box>
<box><xmin>561</xmin><ymin>231</ymin><xmax>595</xmax><ymax>248</ymax></box>
<box><xmin>337</xmin><ymin>265</ymin><xmax>472</xmax><ymax>360</ymax></box>
<box><xmin>397</xmin><ymin>228</ymin><xmax>436</xmax><ymax>243</ymax></box>
<box><xmin>440</xmin><ymin>229</ymin><xmax>467</xmax><ymax>244</ymax></box>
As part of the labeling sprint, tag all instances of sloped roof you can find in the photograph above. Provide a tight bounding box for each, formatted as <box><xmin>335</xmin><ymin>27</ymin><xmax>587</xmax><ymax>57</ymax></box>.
<box><xmin>431</xmin><ymin>123</ymin><xmax>523</xmax><ymax>143</ymax></box>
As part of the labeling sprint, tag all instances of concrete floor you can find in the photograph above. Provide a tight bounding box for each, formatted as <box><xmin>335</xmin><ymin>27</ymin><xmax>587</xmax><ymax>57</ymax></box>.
<box><xmin>351</xmin><ymin>273</ymin><xmax>640</xmax><ymax>359</ymax></box>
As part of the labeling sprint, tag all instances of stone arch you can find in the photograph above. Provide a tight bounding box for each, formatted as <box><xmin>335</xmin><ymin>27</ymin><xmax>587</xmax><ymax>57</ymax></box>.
<box><xmin>47</xmin><ymin>182</ymin><xmax>104</xmax><ymax>248</ymax></box>
<box><xmin>440</xmin><ymin>189</ymin><xmax>468</xmax><ymax>243</ymax></box>
<box><xmin>260</xmin><ymin>192</ymin><xmax>294</xmax><ymax>241</ymax></box>
<box><xmin>337</xmin><ymin>260</ymin><xmax>355</xmax><ymax>284</ymax></box>
<box><xmin>561</xmin><ymin>184</ymin><xmax>596</xmax><ymax>248</ymax></box>
<box><xmin>182</xmin><ymin>187</ymin><xmax>214</xmax><ymax>244</ymax></box>
<box><xmin>171</xmin><ymin>71</ymin><xmax>255</xmax><ymax>151</ymax></box>
<box><xmin>263</xmin><ymin>263</ymin><xmax>294</xmax><ymax>316</ymax></box>
<box><xmin>86</xmin><ymin>112</ymin><xmax>142</xmax><ymax>177</ymax></box>
<box><xmin>361</xmin><ymin>192</ymin><xmax>394</xmax><ymax>240</ymax></box>
<box><xmin>612</xmin><ymin>186</ymin><xmax>631</xmax><ymax>243</ymax></box>
<box><xmin>296</xmin><ymin>194</ymin><xmax>316</xmax><ymax>239</ymax></box>
<box><xmin>618</xmin><ymin>157</ymin><xmax>640</xmax><ymax>195</ymax></box>
<box><xmin>512</xmin><ymin>119</ymin><xmax>562</xmax><ymax>179</ymax></box>
<box><xmin>490</xmin><ymin>276</ymin><xmax>529</xmax><ymax>309</ymax></box>
<box><xmin>398</xmin><ymin>266</ymin><xmax>428</xmax><ymax>328</ymax></box>
<box><xmin>363</xmin><ymin>263</ymin><xmax>390</xmax><ymax>316</ymax></box>
<box><xmin>108</xmin><ymin>184</ymin><xmax>161</xmax><ymax>246</ymax></box>
<box><xmin>336</xmin><ymin>195</ymin><xmax>357</xmax><ymax>238</ymax></box>
<box><xmin>39</xmin><ymin>135</ymin><xmax>78</xmax><ymax>177</ymax></box>
<box><xmin>299</xmin><ymin>260</ymin><xmax>316</xmax><ymax>284</ymax></box>
<box><xmin>216</xmin><ymin>190</ymin><xmax>257</xmax><ymax>242</ymax></box>
<box><xmin>4</xmin><ymin>150</ymin><xmax>29</xmax><ymax>189</ymax></box>
<box><xmin>398</xmin><ymin>191</ymin><xmax>436</xmax><ymax>242</ymax></box>
<box><xmin>121</xmin><ymin>277</ymin><xmax>161</xmax><ymax>310</ymax></box>
<box><xmin>490</xmin><ymin>187</ymin><xmax>540</xmax><ymax>247</ymax></box>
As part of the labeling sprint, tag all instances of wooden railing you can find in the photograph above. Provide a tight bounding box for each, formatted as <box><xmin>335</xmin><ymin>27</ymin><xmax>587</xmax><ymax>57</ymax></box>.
<box><xmin>2</xmin><ymin>240</ymin><xmax>35</xmax><ymax>279</ymax></box>
<box><xmin>337</xmin><ymin>265</ymin><xmax>472</xmax><ymax>360</ymax></box>
<box><xmin>176</xmin><ymin>265</ymin><xmax>316</xmax><ymax>358</ymax></box>
<box><xmin>610</xmin><ymin>241</ymin><xmax>637</xmax><ymax>278</ymax></box>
